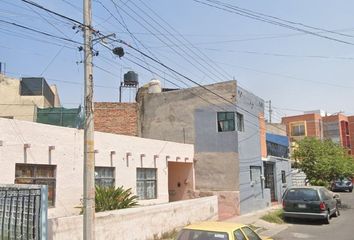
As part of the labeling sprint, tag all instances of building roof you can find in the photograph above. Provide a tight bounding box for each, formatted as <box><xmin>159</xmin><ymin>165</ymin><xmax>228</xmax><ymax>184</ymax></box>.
<box><xmin>266</xmin><ymin>133</ymin><xmax>289</xmax><ymax>147</ymax></box>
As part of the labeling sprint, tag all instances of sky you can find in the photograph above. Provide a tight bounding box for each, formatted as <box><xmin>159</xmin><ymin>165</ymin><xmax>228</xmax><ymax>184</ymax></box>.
<box><xmin>1</xmin><ymin>0</ymin><xmax>354</xmax><ymax>123</ymax></box>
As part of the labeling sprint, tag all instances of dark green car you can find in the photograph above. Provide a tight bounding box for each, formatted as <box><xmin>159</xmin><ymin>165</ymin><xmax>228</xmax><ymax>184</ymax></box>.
<box><xmin>282</xmin><ymin>186</ymin><xmax>339</xmax><ymax>224</ymax></box>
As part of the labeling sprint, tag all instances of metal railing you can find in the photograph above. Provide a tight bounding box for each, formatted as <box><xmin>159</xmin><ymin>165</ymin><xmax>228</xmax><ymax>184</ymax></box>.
<box><xmin>0</xmin><ymin>185</ymin><xmax>47</xmax><ymax>240</ymax></box>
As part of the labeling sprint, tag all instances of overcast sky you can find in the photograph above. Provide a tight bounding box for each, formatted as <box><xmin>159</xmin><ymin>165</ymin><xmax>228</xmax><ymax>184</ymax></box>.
<box><xmin>1</xmin><ymin>0</ymin><xmax>354</xmax><ymax>122</ymax></box>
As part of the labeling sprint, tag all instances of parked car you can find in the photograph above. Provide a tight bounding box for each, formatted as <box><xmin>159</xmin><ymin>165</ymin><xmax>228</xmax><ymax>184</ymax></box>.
<box><xmin>331</xmin><ymin>178</ymin><xmax>353</xmax><ymax>192</ymax></box>
<box><xmin>282</xmin><ymin>186</ymin><xmax>339</xmax><ymax>224</ymax></box>
<box><xmin>176</xmin><ymin>221</ymin><xmax>272</xmax><ymax>240</ymax></box>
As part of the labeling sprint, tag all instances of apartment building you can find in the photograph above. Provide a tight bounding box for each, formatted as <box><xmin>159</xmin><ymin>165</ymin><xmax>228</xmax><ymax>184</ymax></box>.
<box><xmin>282</xmin><ymin>110</ymin><xmax>354</xmax><ymax>155</ymax></box>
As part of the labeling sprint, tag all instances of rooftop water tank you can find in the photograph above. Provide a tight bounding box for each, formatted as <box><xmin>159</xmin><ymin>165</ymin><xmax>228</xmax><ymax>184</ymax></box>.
<box><xmin>123</xmin><ymin>71</ymin><xmax>138</xmax><ymax>86</ymax></box>
<box><xmin>148</xmin><ymin>79</ymin><xmax>161</xmax><ymax>93</ymax></box>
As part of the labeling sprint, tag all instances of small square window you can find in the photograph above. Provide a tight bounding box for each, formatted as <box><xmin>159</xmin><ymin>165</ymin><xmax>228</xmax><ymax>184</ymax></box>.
<box><xmin>217</xmin><ymin>112</ymin><xmax>235</xmax><ymax>132</ymax></box>
<box><xmin>291</xmin><ymin>123</ymin><xmax>305</xmax><ymax>136</ymax></box>
<box><xmin>95</xmin><ymin>167</ymin><xmax>115</xmax><ymax>188</ymax></box>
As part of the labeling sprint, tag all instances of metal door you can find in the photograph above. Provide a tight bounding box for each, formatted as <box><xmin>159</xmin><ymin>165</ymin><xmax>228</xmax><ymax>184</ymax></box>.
<box><xmin>264</xmin><ymin>162</ymin><xmax>276</xmax><ymax>201</ymax></box>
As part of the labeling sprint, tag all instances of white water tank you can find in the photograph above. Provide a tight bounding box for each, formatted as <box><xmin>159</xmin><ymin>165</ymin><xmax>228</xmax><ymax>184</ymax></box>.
<box><xmin>148</xmin><ymin>79</ymin><xmax>162</xmax><ymax>93</ymax></box>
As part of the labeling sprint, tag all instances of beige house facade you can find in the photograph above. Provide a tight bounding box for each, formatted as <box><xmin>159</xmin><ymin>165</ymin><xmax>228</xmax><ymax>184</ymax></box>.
<box><xmin>0</xmin><ymin>74</ymin><xmax>61</xmax><ymax>121</ymax></box>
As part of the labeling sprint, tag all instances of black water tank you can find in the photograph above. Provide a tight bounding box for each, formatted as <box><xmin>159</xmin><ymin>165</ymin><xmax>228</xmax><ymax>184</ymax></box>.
<box><xmin>123</xmin><ymin>71</ymin><xmax>138</xmax><ymax>86</ymax></box>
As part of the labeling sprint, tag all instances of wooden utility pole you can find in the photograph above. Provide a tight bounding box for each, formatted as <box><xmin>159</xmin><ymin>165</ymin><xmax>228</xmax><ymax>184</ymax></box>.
<box><xmin>83</xmin><ymin>0</ymin><xmax>95</xmax><ymax>239</ymax></box>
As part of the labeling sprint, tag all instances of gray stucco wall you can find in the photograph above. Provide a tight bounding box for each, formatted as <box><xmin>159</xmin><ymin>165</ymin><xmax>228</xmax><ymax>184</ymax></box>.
<box><xmin>194</xmin><ymin>106</ymin><xmax>239</xmax><ymax>191</ymax></box>
<box><xmin>194</xmin><ymin>108</ymin><xmax>238</xmax><ymax>153</ymax></box>
<box><xmin>138</xmin><ymin>81</ymin><xmax>269</xmax><ymax>213</ymax></box>
<box><xmin>236</xmin><ymin>87</ymin><xmax>268</xmax><ymax>214</ymax></box>
<box><xmin>137</xmin><ymin>81</ymin><xmax>237</xmax><ymax>144</ymax></box>
<box><xmin>138</xmin><ymin>81</ymin><xmax>238</xmax><ymax>191</ymax></box>
<box><xmin>194</xmin><ymin>152</ymin><xmax>239</xmax><ymax>191</ymax></box>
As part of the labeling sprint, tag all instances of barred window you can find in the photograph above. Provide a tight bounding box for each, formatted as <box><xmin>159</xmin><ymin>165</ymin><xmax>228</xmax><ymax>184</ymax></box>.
<box><xmin>136</xmin><ymin>168</ymin><xmax>157</xmax><ymax>200</ymax></box>
<box><xmin>281</xmin><ymin>170</ymin><xmax>286</xmax><ymax>184</ymax></box>
<box><xmin>95</xmin><ymin>167</ymin><xmax>115</xmax><ymax>188</ymax></box>
<box><xmin>15</xmin><ymin>164</ymin><xmax>56</xmax><ymax>207</ymax></box>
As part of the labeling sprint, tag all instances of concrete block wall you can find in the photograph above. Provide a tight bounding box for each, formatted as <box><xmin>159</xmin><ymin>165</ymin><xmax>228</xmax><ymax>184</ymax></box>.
<box><xmin>291</xmin><ymin>169</ymin><xmax>307</xmax><ymax>187</ymax></box>
<box><xmin>48</xmin><ymin>196</ymin><xmax>218</xmax><ymax>240</ymax></box>
<box><xmin>94</xmin><ymin>102</ymin><xmax>138</xmax><ymax>136</ymax></box>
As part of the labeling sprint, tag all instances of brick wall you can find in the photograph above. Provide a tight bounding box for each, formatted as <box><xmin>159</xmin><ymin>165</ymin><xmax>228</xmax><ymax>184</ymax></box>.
<box><xmin>282</xmin><ymin>113</ymin><xmax>322</xmax><ymax>139</ymax></box>
<box><xmin>94</xmin><ymin>102</ymin><xmax>137</xmax><ymax>136</ymax></box>
<box><xmin>348</xmin><ymin>116</ymin><xmax>354</xmax><ymax>155</ymax></box>
<box><xmin>259</xmin><ymin>113</ymin><xmax>267</xmax><ymax>158</ymax></box>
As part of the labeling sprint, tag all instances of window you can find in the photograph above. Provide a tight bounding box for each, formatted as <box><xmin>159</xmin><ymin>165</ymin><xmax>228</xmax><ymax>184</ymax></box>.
<box><xmin>291</xmin><ymin>123</ymin><xmax>305</xmax><ymax>136</ymax></box>
<box><xmin>234</xmin><ymin>229</ymin><xmax>246</xmax><ymax>240</ymax></box>
<box><xmin>241</xmin><ymin>227</ymin><xmax>261</xmax><ymax>240</ymax></box>
<box><xmin>15</xmin><ymin>164</ymin><xmax>56</xmax><ymax>206</ymax></box>
<box><xmin>95</xmin><ymin>167</ymin><xmax>115</xmax><ymax>188</ymax></box>
<box><xmin>136</xmin><ymin>168</ymin><xmax>157</xmax><ymax>200</ymax></box>
<box><xmin>281</xmin><ymin>170</ymin><xmax>286</xmax><ymax>183</ymax></box>
<box><xmin>217</xmin><ymin>112</ymin><xmax>235</xmax><ymax>132</ymax></box>
<box><xmin>236</xmin><ymin>112</ymin><xmax>244</xmax><ymax>132</ymax></box>
<box><xmin>284</xmin><ymin>188</ymin><xmax>319</xmax><ymax>201</ymax></box>
<box><xmin>250</xmin><ymin>166</ymin><xmax>261</xmax><ymax>182</ymax></box>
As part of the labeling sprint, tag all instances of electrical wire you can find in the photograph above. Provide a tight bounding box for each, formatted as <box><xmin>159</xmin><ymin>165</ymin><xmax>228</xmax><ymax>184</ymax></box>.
<box><xmin>0</xmin><ymin>19</ymin><xmax>82</xmax><ymax>45</ymax></box>
<box><xmin>109</xmin><ymin>0</ymin><xmax>228</xmax><ymax>84</ymax></box>
<box><xmin>133</xmin><ymin>0</ymin><xmax>232</xmax><ymax>81</ymax></box>
<box><xmin>193</xmin><ymin>0</ymin><xmax>354</xmax><ymax>46</ymax></box>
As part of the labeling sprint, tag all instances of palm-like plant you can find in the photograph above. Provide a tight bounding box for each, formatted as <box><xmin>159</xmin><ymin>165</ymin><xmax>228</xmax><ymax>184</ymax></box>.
<box><xmin>95</xmin><ymin>185</ymin><xmax>138</xmax><ymax>212</ymax></box>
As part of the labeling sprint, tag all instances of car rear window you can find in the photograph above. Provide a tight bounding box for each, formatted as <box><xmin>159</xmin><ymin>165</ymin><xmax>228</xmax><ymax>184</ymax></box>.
<box><xmin>284</xmin><ymin>188</ymin><xmax>319</xmax><ymax>201</ymax></box>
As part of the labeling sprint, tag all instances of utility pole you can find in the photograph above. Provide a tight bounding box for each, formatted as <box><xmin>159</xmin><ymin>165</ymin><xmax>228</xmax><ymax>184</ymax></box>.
<box><xmin>268</xmin><ymin>100</ymin><xmax>272</xmax><ymax>123</ymax></box>
<box><xmin>83</xmin><ymin>0</ymin><xmax>95</xmax><ymax>239</ymax></box>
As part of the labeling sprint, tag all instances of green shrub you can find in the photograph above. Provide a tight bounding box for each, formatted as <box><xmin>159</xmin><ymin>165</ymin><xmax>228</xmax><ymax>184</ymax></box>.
<box><xmin>95</xmin><ymin>185</ymin><xmax>138</xmax><ymax>212</ymax></box>
<box><xmin>260</xmin><ymin>209</ymin><xmax>284</xmax><ymax>224</ymax></box>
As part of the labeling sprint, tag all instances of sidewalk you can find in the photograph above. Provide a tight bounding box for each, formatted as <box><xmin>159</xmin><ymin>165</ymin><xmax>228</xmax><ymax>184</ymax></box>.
<box><xmin>223</xmin><ymin>204</ymin><xmax>288</xmax><ymax>238</ymax></box>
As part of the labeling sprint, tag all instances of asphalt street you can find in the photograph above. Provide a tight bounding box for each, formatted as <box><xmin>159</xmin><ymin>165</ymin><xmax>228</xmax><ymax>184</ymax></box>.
<box><xmin>274</xmin><ymin>191</ymin><xmax>354</xmax><ymax>240</ymax></box>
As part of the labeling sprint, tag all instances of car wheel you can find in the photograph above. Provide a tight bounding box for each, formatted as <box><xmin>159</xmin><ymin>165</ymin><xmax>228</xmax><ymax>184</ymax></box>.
<box><xmin>324</xmin><ymin>211</ymin><xmax>330</xmax><ymax>224</ymax></box>
<box><xmin>350</xmin><ymin>189</ymin><xmax>353</xmax><ymax>193</ymax></box>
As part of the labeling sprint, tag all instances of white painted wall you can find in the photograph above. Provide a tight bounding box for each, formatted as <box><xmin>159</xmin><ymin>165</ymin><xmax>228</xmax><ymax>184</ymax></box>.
<box><xmin>49</xmin><ymin>196</ymin><xmax>218</xmax><ymax>240</ymax></box>
<box><xmin>0</xmin><ymin>118</ymin><xmax>194</xmax><ymax>218</ymax></box>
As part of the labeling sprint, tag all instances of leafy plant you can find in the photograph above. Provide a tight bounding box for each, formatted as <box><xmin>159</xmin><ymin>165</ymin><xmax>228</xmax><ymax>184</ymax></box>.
<box><xmin>95</xmin><ymin>185</ymin><xmax>138</xmax><ymax>212</ymax></box>
<box><xmin>293</xmin><ymin>137</ymin><xmax>354</xmax><ymax>187</ymax></box>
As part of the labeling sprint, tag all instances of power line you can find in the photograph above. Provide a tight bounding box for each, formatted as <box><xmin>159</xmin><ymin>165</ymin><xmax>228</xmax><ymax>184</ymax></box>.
<box><xmin>20</xmin><ymin>0</ymin><xmax>84</xmax><ymax>27</ymax></box>
<box><xmin>0</xmin><ymin>26</ymin><xmax>78</xmax><ymax>49</ymax></box>
<box><xmin>0</xmin><ymin>19</ymin><xmax>82</xmax><ymax>45</ymax></box>
<box><xmin>133</xmin><ymin>0</ymin><xmax>232</xmax><ymax>81</ymax></box>
<box><xmin>109</xmin><ymin>0</ymin><xmax>228</xmax><ymax>84</ymax></box>
<box><xmin>208</xmin><ymin>0</ymin><xmax>354</xmax><ymax>39</ymax></box>
<box><xmin>96</xmin><ymin>0</ymin><xmax>197</xmax><ymax>89</ymax></box>
<box><xmin>193</xmin><ymin>0</ymin><xmax>354</xmax><ymax>47</ymax></box>
<box><xmin>210</xmin><ymin>60</ymin><xmax>354</xmax><ymax>89</ymax></box>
